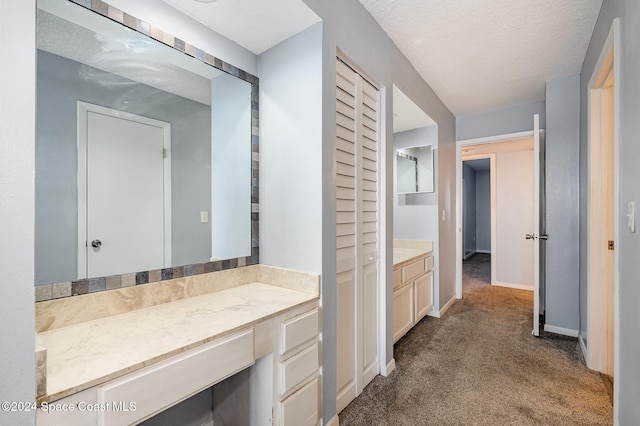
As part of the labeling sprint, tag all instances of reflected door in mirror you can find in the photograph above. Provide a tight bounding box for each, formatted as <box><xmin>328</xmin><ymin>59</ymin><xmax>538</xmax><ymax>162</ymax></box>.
<box><xmin>79</xmin><ymin>102</ymin><xmax>171</xmax><ymax>278</ymax></box>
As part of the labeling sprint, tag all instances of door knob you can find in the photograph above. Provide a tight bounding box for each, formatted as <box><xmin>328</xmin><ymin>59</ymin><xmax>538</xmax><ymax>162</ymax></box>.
<box><xmin>91</xmin><ymin>239</ymin><xmax>102</xmax><ymax>248</ymax></box>
<box><xmin>539</xmin><ymin>235</ymin><xmax>549</xmax><ymax>240</ymax></box>
<box><xmin>525</xmin><ymin>234</ymin><xmax>536</xmax><ymax>240</ymax></box>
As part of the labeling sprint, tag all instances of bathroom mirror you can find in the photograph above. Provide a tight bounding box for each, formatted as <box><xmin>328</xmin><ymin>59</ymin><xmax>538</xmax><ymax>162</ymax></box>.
<box><xmin>35</xmin><ymin>0</ymin><xmax>257</xmax><ymax>287</ymax></box>
<box><xmin>396</xmin><ymin>145</ymin><xmax>434</xmax><ymax>193</ymax></box>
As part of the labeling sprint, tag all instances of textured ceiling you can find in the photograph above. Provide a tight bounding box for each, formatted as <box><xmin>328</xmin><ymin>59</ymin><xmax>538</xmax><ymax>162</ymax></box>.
<box><xmin>360</xmin><ymin>0</ymin><xmax>602</xmax><ymax>116</ymax></box>
<box><xmin>162</xmin><ymin>0</ymin><xmax>321</xmax><ymax>54</ymax></box>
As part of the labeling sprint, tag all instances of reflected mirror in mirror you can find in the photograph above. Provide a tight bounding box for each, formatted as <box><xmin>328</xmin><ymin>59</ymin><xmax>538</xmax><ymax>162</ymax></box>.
<box><xmin>396</xmin><ymin>145</ymin><xmax>434</xmax><ymax>193</ymax></box>
<box><xmin>35</xmin><ymin>0</ymin><xmax>256</xmax><ymax>286</ymax></box>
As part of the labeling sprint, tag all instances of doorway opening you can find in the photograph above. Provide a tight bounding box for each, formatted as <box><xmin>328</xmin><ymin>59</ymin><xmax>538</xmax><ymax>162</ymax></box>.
<box><xmin>456</xmin><ymin>124</ymin><xmax>544</xmax><ymax>336</ymax></box>
<box><xmin>462</xmin><ymin>155</ymin><xmax>495</xmax><ymax>291</ymax></box>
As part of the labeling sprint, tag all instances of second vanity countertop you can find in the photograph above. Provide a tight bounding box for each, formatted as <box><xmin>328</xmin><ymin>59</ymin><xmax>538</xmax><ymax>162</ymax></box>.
<box><xmin>393</xmin><ymin>239</ymin><xmax>433</xmax><ymax>267</ymax></box>
<box><xmin>36</xmin><ymin>265</ymin><xmax>319</xmax><ymax>403</ymax></box>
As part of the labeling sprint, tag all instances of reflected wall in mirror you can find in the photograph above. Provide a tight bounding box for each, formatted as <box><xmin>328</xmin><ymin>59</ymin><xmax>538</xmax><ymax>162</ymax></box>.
<box><xmin>35</xmin><ymin>0</ymin><xmax>258</xmax><ymax>290</ymax></box>
<box><xmin>396</xmin><ymin>145</ymin><xmax>433</xmax><ymax>193</ymax></box>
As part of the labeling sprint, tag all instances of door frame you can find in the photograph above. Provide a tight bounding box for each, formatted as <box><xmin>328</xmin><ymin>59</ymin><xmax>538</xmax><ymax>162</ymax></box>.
<box><xmin>586</xmin><ymin>18</ymin><xmax>620</xmax><ymax>413</ymax></box>
<box><xmin>77</xmin><ymin>101</ymin><xmax>172</xmax><ymax>278</ymax></box>
<box><xmin>455</xmin><ymin>131</ymin><xmax>533</xmax><ymax>299</ymax></box>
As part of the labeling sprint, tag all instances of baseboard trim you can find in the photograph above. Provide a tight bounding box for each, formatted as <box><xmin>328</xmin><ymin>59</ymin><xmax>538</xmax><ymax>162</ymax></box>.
<box><xmin>494</xmin><ymin>281</ymin><xmax>533</xmax><ymax>291</ymax></box>
<box><xmin>579</xmin><ymin>333</ymin><xmax>590</xmax><ymax>368</ymax></box>
<box><xmin>325</xmin><ymin>415</ymin><xmax>340</xmax><ymax>426</ymax></box>
<box><xmin>381</xmin><ymin>358</ymin><xmax>395</xmax><ymax>377</ymax></box>
<box><xmin>544</xmin><ymin>324</ymin><xmax>579</xmax><ymax>337</ymax></box>
<box><xmin>475</xmin><ymin>249</ymin><xmax>491</xmax><ymax>254</ymax></box>
<box><xmin>427</xmin><ymin>295</ymin><xmax>456</xmax><ymax>318</ymax></box>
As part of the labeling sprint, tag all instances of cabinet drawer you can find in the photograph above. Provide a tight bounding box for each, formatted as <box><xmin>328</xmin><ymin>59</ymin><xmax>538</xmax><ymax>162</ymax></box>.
<box><xmin>393</xmin><ymin>284</ymin><xmax>414</xmax><ymax>343</ymax></box>
<box><xmin>393</xmin><ymin>268</ymin><xmax>402</xmax><ymax>290</ymax></box>
<box><xmin>425</xmin><ymin>255</ymin><xmax>434</xmax><ymax>272</ymax></box>
<box><xmin>98</xmin><ymin>329</ymin><xmax>254</xmax><ymax>425</ymax></box>
<box><xmin>402</xmin><ymin>257</ymin><xmax>426</xmax><ymax>283</ymax></box>
<box><xmin>281</xmin><ymin>377</ymin><xmax>319</xmax><ymax>426</ymax></box>
<box><xmin>281</xmin><ymin>309</ymin><xmax>319</xmax><ymax>355</ymax></box>
<box><xmin>281</xmin><ymin>343</ymin><xmax>319</xmax><ymax>396</ymax></box>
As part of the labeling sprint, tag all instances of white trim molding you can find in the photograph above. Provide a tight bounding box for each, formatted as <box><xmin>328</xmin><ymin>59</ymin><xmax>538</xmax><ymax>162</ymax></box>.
<box><xmin>325</xmin><ymin>415</ymin><xmax>340</xmax><ymax>426</ymax></box>
<box><xmin>544</xmin><ymin>325</ymin><xmax>579</xmax><ymax>338</ymax></box>
<box><xmin>493</xmin><ymin>281</ymin><xmax>533</xmax><ymax>292</ymax></box>
<box><xmin>579</xmin><ymin>334</ymin><xmax>589</xmax><ymax>366</ymax></box>
<box><xmin>381</xmin><ymin>358</ymin><xmax>396</xmax><ymax>377</ymax></box>
<box><xmin>428</xmin><ymin>295</ymin><xmax>456</xmax><ymax>318</ymax></box>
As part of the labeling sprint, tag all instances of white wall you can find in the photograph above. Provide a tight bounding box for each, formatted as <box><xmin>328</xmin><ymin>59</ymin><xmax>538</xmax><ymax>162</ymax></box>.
<box><xmin>211</xmin><ymin>73</ymin><xmax>252</xmax><ymax>260</ymax></box>
<box><xmin>0</xmin><ymin>0</ymin><xmax>37</xmax><ymax>423</ymax></box>
<box><xmin>258</xmin><ymin>23</ymin><xmax>323</xmax><ymax>275</ymax></box>
<box><xmin>496</xmin><ymin>150</ymin><xmax>534</xmax><ymax>287</ymax></box>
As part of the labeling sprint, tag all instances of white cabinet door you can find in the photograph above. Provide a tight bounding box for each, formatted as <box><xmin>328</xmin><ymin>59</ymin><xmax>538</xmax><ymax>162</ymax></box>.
<box><xmin>415</xmin><ymin>271</ymin><xmax>433</xmax><ymax>320</ymax></box>
<box><xmin>393</xmin><ymin>283</ymin><xmax>414</xmax><ymax>343</ymax></box>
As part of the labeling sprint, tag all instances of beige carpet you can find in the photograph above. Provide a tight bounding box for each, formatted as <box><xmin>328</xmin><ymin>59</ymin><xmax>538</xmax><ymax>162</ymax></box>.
<box><xmin>338</xmin><ymin>254</ymin><xmax>612</xmax><ymax>425</ymax></box>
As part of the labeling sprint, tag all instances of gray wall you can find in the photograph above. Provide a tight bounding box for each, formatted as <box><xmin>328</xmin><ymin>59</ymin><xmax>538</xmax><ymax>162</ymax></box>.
<box><xmin>463</xmin><ymin>163</ymin><xmax>476</xmax><ymax>254</ymax></box>
<box><xmin>456</xmin><ymin>101</ymin><xmax>546</xmax><ymax>141</ymax></box>
<box><xmin>580</xmin><ymin>0</ymin><xmax>640</xmax><ymax>422</ymax></box>
<box><xmin>545</xmin><ymin>75</ymin><xmax>580</xmax><ymax>333</ymax></box>
<box><xmin>0</xmin><ymin>0</ymin><xmax>36</xmax><ymax>423</ymax></box>
<box><xmin>36</xmin><ymin>51</ymin><xmax>212</xmax><ymax>285</ymax></box>
<box><xmin>393</xmin><ymin>126</ymin><xmax>440</xmax><ymax>291</ymax></box>
<box><xmin>298</xmin><ymin>0</ymin><xmax>457</xmax><ymax>422</ymax></box>
<box><xmin>476</xmin><ymin>170</ymin><xmax>491</xmax><ymax>252</ymax></box>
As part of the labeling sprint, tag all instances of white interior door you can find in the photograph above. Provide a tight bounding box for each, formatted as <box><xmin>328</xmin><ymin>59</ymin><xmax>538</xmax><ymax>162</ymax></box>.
<box><xmin>358</xmin><ymin>77</ymin><xmax>379</xmax><ymax>388</ymax></box>
<box><xmin>335</xmin><ymin>59</ymin><xmax>379</xmax><ymax>414</ymax></box>
<box><xmin>532</xmin><ymin>114</ymin><xmax>541</xmax><ymax>336</ymax></box>
<box><xmin>78</xmin><ymin>102</ymin><xmax>171</xmax><ymax>278</ymax></box>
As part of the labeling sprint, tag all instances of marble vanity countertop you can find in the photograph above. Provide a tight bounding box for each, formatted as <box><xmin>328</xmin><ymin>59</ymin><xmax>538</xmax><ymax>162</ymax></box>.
<box><xmin>392</xmin><ymin>240</ymin><xmax>433</xmax><ymax>267</ymax></box>
<box><xmin>393</xmin><ymin>248</ymin><xmax>432</xmax><ymax>266</ymax></box>
<box><xmin>38</xmin><ymin>279</ymin><xmax>318</xmax><ymax>403</ymax></box>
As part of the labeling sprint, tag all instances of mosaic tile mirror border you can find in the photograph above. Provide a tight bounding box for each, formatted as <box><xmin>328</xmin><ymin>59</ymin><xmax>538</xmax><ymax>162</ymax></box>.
<box><xmin>35</xmin><ymin>0</ymin><xmax>260</xmax><ymax>302</ymax></box>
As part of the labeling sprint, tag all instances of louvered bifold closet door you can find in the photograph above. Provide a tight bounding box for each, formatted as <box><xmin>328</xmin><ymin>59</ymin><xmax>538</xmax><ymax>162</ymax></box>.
<box><xmin>357</xmin><ymin>77</ymin><xmax>379</xmax><ymax>388</ymax></box>
<box><xmin>335</xmin><ymin>59</ymin><xmax>379</xmax><ymax>415</ymax></box>
<box><xmin>335</xmin><ymin>59</ymin><xmax>358</xmax><ymax>413</ymax></box>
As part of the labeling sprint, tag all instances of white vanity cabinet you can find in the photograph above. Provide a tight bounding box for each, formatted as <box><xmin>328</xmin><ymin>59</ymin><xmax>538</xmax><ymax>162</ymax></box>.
<box><xmin>277</xmin><ymin>308</ymin><xmax>321</xmax><ymax>426</ymax></box>
<box><xmin>37</xmin><ymin>302</ymin><xmax>320</xmax><ymax>426</ymax></box>
<box><xmin>392</xmin><ymin>252</ymin><xmax>434</xmax><ymax>343</ymax></box>
<box><xmin>35</xmin><ymin>268</ymin><xmax>321</xmax><ymax>426</ymax></box>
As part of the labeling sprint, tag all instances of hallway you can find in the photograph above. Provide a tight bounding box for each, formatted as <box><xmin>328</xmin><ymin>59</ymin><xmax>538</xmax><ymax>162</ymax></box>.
<box><xmin>339</xmin><ymin>254</ymin><xmax>612</xmax><ymax>425</ymax></box>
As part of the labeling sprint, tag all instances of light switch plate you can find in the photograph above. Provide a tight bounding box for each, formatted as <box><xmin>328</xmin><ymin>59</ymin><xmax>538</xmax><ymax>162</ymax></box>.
<box><xmin>628</xmin><ymin>202</ymin><xmax>635</xmax><ymax>233</ymax></box>
<box><xmin>200</xmin><ymin>211</ymin><xmax>209</xmax><ymax>223</ymax></box>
